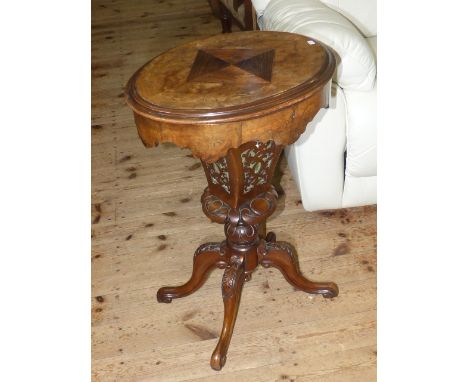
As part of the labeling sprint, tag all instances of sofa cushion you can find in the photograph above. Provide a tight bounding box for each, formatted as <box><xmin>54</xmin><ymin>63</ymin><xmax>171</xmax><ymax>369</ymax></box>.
<box><xmin>251</xmin><ymin>0</ymin><xmax>272</xmax><ymax>16</ymax></box>
<box><xmin>285</xmin><ymin>82</ymin><xmax>347</xmax><ymax>211</ymax></box>
<box><xmin>342</xmin><ymin>174</ymin><xmax>377</xmax><ymax>207</ymax></box>
<box><xmin>262</xmin><ymin>0</ymin><xmax>376</xmax><ymax>91</ymax></box>
<box><xmin>343</xmin><ymin>81</ymin><xmax>377</xmax><ymax>178</ymax></box>
<box><xmin>367</xmin><ymin>36</ymin><xmax>377</xmax><ymax>58</ymax></box>
<box><xmin>320</xmin><ymin>0</ymin><xmax>376</xmax><ymax>37</ymax></box>
<box><xmin>254</xmin><ymin>0</ymin><xmax>377</xmax><ymax>36</ymax></box>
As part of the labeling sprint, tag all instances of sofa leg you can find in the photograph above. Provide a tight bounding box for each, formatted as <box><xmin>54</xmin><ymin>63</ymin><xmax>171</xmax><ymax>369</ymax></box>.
<box><xmin>219</xmin><ymin>1</ymin><xmax>232</xmax><ymax>33</ymax></box>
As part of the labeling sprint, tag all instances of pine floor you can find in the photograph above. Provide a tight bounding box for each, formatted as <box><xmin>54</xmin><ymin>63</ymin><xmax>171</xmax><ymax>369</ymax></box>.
<box><xmin>91</xmin><ymin>0</ymin><xmax>377</xmax><ymax>381</ymax></box>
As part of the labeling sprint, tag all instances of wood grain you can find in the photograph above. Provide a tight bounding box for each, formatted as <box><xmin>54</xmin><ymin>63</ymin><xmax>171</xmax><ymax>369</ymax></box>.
<box><xmin>92</xmin><ymin>0</ymin><xmax>376</xmax><ymax>380</ymax></box>
<box><xmin>125</xmin><ymin>31</ymin><xmax>335</xmax><ymax>162</ymax></box>
<box><xmin>128</xmin><ymin>32</ymin><xmax>331</xmax><ymax>112</ymax></box>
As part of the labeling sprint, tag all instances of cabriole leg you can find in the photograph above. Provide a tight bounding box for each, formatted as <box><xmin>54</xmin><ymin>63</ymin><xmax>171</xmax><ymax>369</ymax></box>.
<box><xmin>157</xmin><ymin>242</ymin><xmax>226</xmax><ymax>303</ymax></box>
<box><xmin>211</xmin><ymin>255</ymin><xmax>246</xmax><ymax>370</ymax></box>
<box><xmin>258</xmin><ymin>240</ymin><xmax>339</xmax><ymax>298</ymax></box>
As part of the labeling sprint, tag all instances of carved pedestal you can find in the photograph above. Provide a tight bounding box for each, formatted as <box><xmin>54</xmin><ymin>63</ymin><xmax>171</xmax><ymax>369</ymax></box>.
<box><xmin>156</xmin><ymin>140</ymin><xmax>338</xmax><ymax>370</ymax></box>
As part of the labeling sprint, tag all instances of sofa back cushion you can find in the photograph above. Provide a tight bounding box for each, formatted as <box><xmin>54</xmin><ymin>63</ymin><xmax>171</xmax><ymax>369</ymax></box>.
<box><xmin>251</xmin><ymin>0</ymin><xmax>272</xmax><ymax>16</ymax></box>
<box><xmin>255</xmin><ymin>0</ymin><xmax>376</xmax><ymax>37</ymax></box>
<box><xmin>262</xmin><ymin>0</ymin><xmax>376</xmax><ymax>91</ymax></box>
<box><xmin>320</xmin><ymin>0</ymin><xmax>376</xmax><ymax>37</ymax></box>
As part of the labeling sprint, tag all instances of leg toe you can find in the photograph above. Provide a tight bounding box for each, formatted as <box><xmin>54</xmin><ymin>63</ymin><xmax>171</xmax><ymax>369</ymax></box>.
<box><xmin>156</xmin><ymin>288</ymin><xmax>173</xmax><ymax>303</ymax></box>
<box><xmin>210</xmin><ymin>352</ymin><xmax>226</xmax><ymax>371</ymax></box>
<box><xmin>320</xmin><ymin>282</ymin><xmax>339</xmax><ymax>298</ymax></box>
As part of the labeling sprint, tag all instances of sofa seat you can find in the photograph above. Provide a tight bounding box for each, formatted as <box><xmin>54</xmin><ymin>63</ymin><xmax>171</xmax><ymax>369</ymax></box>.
<box><xmin>342</xmin><ymin>35</ymin><xmax>376</xmax><ymax>206</ymax></box>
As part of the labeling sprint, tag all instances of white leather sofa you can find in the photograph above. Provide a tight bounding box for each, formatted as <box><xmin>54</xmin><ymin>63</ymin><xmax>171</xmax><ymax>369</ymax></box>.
<box><xmin>252</xmin><ymin>0</ymin><xmax>377</xmax><ymax>211</ymax></box>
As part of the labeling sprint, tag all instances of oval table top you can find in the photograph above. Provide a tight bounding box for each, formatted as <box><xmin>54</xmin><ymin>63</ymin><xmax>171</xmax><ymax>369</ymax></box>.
<box><xmin>125</xmin><ymin>31</ymin><xmax>335</xmax><ymax>162</ymax></box>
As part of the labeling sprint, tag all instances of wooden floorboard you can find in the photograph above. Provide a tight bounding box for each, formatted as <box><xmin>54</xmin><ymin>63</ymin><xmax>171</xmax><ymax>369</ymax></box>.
<box><xmin>92</xmin><ymin>0</ymin><xmax>377</xmax><ymax>380</ymax></box>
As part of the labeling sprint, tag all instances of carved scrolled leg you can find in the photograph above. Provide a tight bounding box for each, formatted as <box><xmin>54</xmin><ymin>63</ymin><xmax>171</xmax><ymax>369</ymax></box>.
<box><xmin>157</xmin><ymin>242</ymin><xmax>226</xmax><ymax>303</ymax></box>
<box><xmin>211</xmin><ymin>255</ymin><xmax>245</xmax><ymax>370</ymax></box>
<box><xmin>258</xmin><ymin>241</ymin><xmax>339</xmax><ymax>298</ymax></box>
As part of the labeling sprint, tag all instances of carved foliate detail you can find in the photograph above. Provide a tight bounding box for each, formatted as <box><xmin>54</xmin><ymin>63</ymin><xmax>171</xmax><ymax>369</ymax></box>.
<box><xmin>202</xmin><ymin>186</ymin><xmax>278</xmax><ymax>226</ymax></box>
<box><xmin>241</xmin><ymin>140</ymin><xmax>275</xmax><ymax>193</ymax></box>
<box><xmin>202</xmin><ymin>192</ymin><xmax>231</xmax><ymax>224</ymax></box>
<box><xmin>258</xmin><ymin>240</ymin><xmax>296</xmax><ymax>268</ymax></box>
<box><xmin>194</xmin><ymin>242</ymin><xmax>224</xmax><ymax>257</ymax></box>
<box><xmin>225</xmin><ymin>222</ymin><xmax>258</xmax><ymax>246</ymax></box>
<box><xmin>206</xmin><ymin>157</ymin><xmax>230</xmax><ymax>193</ymax></box>
<box><xmin>221</xmin><ymin>255</ymin><xmax>244</xmax><ymax>299</ymax></box>
<box><xmin>191</xmin><ymin>241</ymin><xmax>227</xmax><ymax>270</ymax></box>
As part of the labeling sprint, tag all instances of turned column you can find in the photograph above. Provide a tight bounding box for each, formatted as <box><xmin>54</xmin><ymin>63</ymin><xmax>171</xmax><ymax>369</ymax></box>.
<box><xmin>201</xmin><ymin>140</ymin><xmax>282</xmax><ymax>268</ymax></box>
<box><xmin>201</xmin><ymin>140</ymin><xmax>282</xmax><ymax>369</ymax></box>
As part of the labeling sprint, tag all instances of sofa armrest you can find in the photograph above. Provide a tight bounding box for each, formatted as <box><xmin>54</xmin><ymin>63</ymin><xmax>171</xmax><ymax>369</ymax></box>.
<box><xmin>285</xmin><ymin>83</ymin><xmax>347</xmax><ymax>211</ymax></box>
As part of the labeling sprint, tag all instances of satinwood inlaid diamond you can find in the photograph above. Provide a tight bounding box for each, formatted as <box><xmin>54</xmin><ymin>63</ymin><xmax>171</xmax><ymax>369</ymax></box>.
<box><xmin>187</xmin><ymin>48</ymin><xmax>275</xmax><ymax>83</ymax></box>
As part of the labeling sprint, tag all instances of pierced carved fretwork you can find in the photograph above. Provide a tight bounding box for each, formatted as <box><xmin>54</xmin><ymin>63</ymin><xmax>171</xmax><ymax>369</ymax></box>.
<box><xmin>241</xmin><ymin>140</ymin><xmax>275</xmax><ymax>193</ymax></box>
<box><xmin>206</xmin><ymin>157</ymin><xmax>230</xmax><ymax>193</ymax></box>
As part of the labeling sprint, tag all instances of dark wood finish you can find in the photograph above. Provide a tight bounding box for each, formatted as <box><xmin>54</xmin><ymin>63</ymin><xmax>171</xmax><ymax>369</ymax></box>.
<box><xmin>211</xmin><ymin>254</ymin><xmax>246</xmax><ymax>370</ymax></box>
<box><xmin>214</xmin><ymin>0</ymin><xmax>256</xmax><ymax>32</ymax></box>
<box><xmin>219</xmin><ymin>1</ymin><xmax>232</xmax><ymax>33</ymax></box>
<box><xmin>258</xmin><ymin>239</ymin><xmax>339</xmax><ymax>298</ymax></box>
<box><xmin>236</xmin><ymin>49</ymin><xmax>274</xmax><ymax>81</ymax></box>
<box><xmin>232</xmin><ymin>0</ymin><xmax>243</xmax><ymax>11</ymax></box>
<box><xmin>125</xmin><ymin>31</ymin><xmax>339</xmax><ymax>371</ymax></box>
<box><xmin>207</xmin><ymin>0</ymin><xmax>222</xmax><ymax>18</ymax></box>
<box><xmin>187</xmin><ymin>50</ymin><xmax>230</xmax><ymax>81</ymax></box>
<box><xmin>243</xmin><ymin>0</ymin><xmax>255</xmax><ymax>30</ymax></box>
<box><xmin>187</xmin><ymin>48</ymin><xmax>275</xmax><ymax>82</ymax></box>
<box><xmin>156</xmin><ymin>242</ymin><xmax>227</xmax><ymax>303</ymax></box>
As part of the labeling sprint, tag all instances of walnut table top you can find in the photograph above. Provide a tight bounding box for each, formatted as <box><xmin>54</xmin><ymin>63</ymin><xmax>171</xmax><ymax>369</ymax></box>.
<box><xmin>126</xmin><ymin>31</ymin><xmax>335</xmax><ymax>162</ymax></box>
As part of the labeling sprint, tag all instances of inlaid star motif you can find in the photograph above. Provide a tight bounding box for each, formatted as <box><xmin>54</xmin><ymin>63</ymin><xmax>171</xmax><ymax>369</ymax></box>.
<box><xmin>187</xmin><ymin>48</ymin><xmax>275</xmax><ymax>82</ymax></box>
